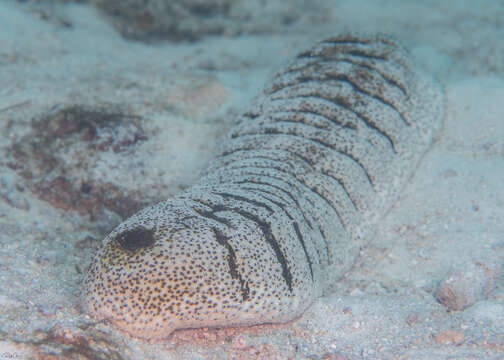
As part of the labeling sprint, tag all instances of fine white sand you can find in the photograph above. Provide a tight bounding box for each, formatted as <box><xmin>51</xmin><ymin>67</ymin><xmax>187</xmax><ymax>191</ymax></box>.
<box><xmin>0</xmin><ymin>1</ymin><xmax>503</xmax><ymax>359</ymax></box>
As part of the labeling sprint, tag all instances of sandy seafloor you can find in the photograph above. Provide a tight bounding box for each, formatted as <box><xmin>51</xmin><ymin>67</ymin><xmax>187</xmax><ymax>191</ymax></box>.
<box><xmin>0</xmin><ymin>0</ymin><xmax>504</xmax><ymax>359</ymax></box>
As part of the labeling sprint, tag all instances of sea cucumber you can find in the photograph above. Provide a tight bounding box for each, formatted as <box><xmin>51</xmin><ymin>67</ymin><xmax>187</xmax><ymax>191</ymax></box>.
<box><xmin>83</xmin><ymin>34</ymin><xmax>444</xmax><ymax>340</ymax></box>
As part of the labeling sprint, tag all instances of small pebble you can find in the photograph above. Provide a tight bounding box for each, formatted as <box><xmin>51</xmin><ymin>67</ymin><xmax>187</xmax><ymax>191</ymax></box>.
<box><xmin>440</xmin><ymin>168</ymin><xmax>459</xmax><ymax>178</ymax></box>
<box><xmin>49</xmin><ymin>324</ymin><xmax>88</xmax><ymax>346</ymax></box>
<box><xmin>406</xmin><ymin>312</ymin><xmax>419</xmax><ymax>325</ymax></box>
<box><xmin>321</xmin><ymin>353</ymin><xmax>355</xmax><ymax>360</ymax></box>
<box><xmin>435</xmin><ymin>260</ymin><xmax>498</xmax><ymax>311</ymax></box>
<box><xmin>434</xmin><ymin>330</ymin><xmax>465</xmax><ymax>345</ymax></box>
<box><xmin>0</xmin><ymin>341</ymin><xmax>33</xmax><ymax>359</ymax></box>
<box><xmin>231</xmin><ymin>335</ymin><xmax>249</xmax><ymax>349</ymax></box>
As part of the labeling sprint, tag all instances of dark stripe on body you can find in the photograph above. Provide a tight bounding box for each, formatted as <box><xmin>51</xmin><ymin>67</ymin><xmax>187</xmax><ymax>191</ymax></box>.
<box><xmin>191</xmin><ymin>197</ymin><xmax>293</xmax><ymax>292</ymax></box>
<box><xmin>326</xmin><ymin>72</ymin><xmax>409</xmax><ymax>127</ymax></box>
<box><xmin>192</xmin><ymin>202</ymin><xmax>233</xmax><ymax>227</ymax></box>
<box><xmin>320</xmin><ymin>168</ymin><xmax>358</xmax><ymax>210</ymax></box>
<box><xmin>270</xmin><ymin>71</ymin><xmax>409</xmax><ymax>130</ymax></box>
<box><xmin>236</xmin><ymin>179</ymin><xmax>314</xmax><ymax>229</ymax></box>
<box><xmin>212</xmin><ymin>191</ymin><xmax>274</xmax><ymax>215</ymax></box>
<box><xmin>281</xmin><ymin>56</ymin><xmax>409</xmax><ymax>97</ymax></box>
<box><xmin>227</xmin><ymin>131</ymin><xmax>376</xmax><ymax>189</ymax></box>
<box><xmin>297</xmin><ymin>48</ymin><xmax>388</xmax><ymax>61</ymax></box>
<box><xmin>230</xmin><ymin>168</ymin><xmax>348</xmax><ymax>231</ymax></box>
<box><xmin>239</xmin><ymin>188</ymin><xmax>294</xmax><ymax>220</ymax></box>
<box><xmin>268</xmin><ymin>107</ymin><xmax>358</xmax><ymax>131</ymax></box>
<box><xmin>213</xmin><ymin>151</ymin><xmax>298</xmax><ymax>174</ymax></box>
<box><xmin>322</xmin><ymin>38</ymin><xmax>372</xmax><ymax>45</ymax></box>
<box><xmin>292</xmin><ymin>222</ymin><xmax>314</xmax><ymax>280</ymax></box>
<box><xmin>222</xmin><ymin>147</ymin><xmax>316</xmax><ymax>168</ymax></box>
<box><xmin>231</xmin><ymin>207</ymin><xmax>293</xmax><ymax>292</ymax></box>
<box><xmin>237</xmin><ymin>185</ymin><xmax>319</xmax><ymax>276</ymax></box>
<box><xmin>231</xmin><ymin>117</ymin><xmax>330</xmax><ymax>136</ymax></box>
<box><xmin>211</xmin><ymin>227</ymin><xmax>250</xmax><ymax>301</ymax></box>
<box><xmin>318</xmin><ymin>226</ymin><xmax>331</xmax><ymax>265</ymax></box>
<box><xmin>271</xmin><ymin>92</ymin><xmax>397</xmax><ymax>155</ymax></box>
<box><xmin>225</xmin><ymin>158</ymin><xmax>358</xmax><ymax>213</ymax></box>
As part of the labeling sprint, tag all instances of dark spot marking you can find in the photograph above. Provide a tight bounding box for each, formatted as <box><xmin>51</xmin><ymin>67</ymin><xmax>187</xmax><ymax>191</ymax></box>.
<box><xmin>115</xmin><ymin>227</ymin><xmax>155</xmax><ymax>252</ymax></box>
<box><xmin>80</xmin><ymin>182</ymin><xmax>92</xmax><ymax>193</ymax></box>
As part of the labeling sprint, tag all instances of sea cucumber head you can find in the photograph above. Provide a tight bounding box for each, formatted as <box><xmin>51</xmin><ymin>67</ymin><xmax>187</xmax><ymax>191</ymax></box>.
<box><xmin>82</xmin><ymin>199</ymin><xmax>283</xmax><ymax>340</ymax></box>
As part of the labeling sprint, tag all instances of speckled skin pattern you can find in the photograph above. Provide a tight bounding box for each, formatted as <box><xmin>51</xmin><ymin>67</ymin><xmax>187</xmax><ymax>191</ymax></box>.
<box><xmin>83</xmin><ymin>34</ymin><xmax>444</xmax><ymax>340</ymax></box>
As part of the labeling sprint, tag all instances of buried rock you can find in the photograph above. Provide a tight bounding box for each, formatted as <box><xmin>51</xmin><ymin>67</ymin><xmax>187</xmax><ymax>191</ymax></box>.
<box><xmin>435</xmin><ymin>260</ymin><xmax>499</xmax><ymax>311</ymax></box>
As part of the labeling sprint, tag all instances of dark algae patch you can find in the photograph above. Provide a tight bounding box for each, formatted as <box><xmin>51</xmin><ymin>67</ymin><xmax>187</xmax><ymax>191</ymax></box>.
<box><xmin>6</xmin><ymin>105</ymin><xmax>151</xmax><ymax>226</ymax></box>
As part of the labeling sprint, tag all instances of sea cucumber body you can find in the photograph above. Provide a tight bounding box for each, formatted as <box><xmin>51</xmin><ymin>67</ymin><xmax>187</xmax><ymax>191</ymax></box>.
<box><xmin>83</xmin><ymin>34</ymin><xmax>444</xmax><ymax>340</ymax></box>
